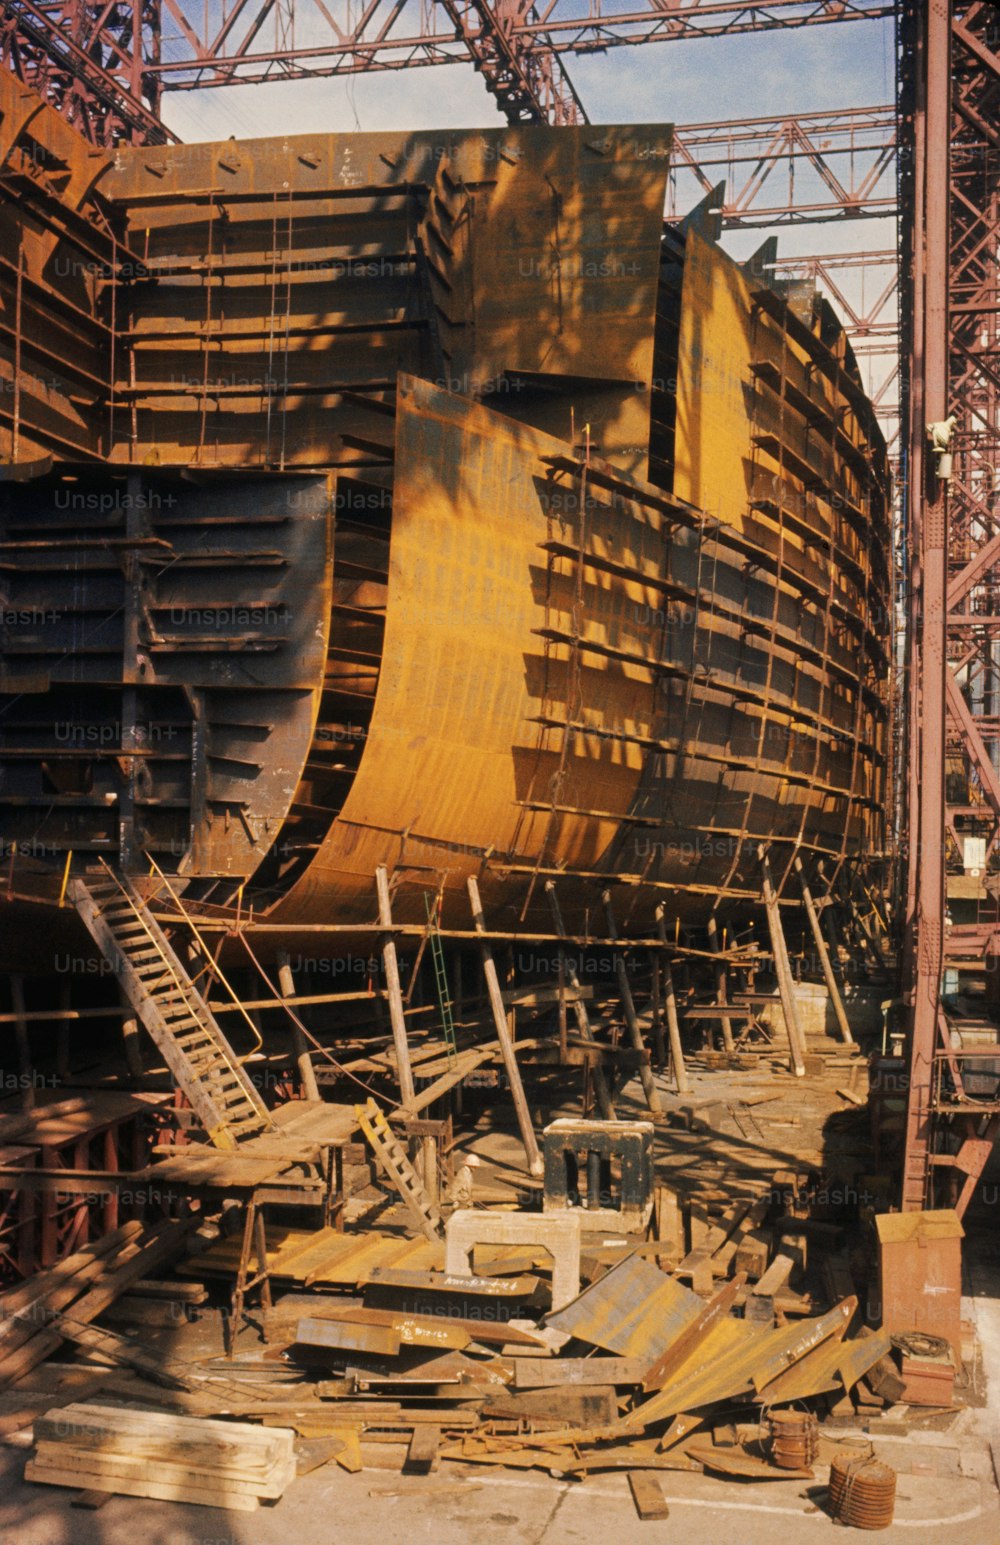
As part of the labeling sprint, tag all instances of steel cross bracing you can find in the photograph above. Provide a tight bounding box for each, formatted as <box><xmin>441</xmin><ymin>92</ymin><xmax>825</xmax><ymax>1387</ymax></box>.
<box><xmin>2</xmin><ymin>0</ymin><xmax>891</xmax><ymax>143</ymax></box>
<box><xmin>668</xmin><ymin>105</ymin><xmax>898</xmax><ymax>227</ymax></box>
<box><xmin>901</xmin><ymin>0</ymin><xmax>1000</xmax><ymax>1214</ymax></box>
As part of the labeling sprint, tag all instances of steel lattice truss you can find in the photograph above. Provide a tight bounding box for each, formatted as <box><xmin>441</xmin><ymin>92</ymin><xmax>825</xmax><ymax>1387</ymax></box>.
<box><xmin>902</xmin><ymin>0</ymin><xmax>1000</xmax><ymax>1213</ymax></box>
<box><xmin>1</xmin><ymin>0</ymin><xmax>892</xmax><ymax>143</ymax></box>
<box><xmin>668</xmin><ymin>105</ymin><xmax>897</xmax><ymax>226</ymax></box>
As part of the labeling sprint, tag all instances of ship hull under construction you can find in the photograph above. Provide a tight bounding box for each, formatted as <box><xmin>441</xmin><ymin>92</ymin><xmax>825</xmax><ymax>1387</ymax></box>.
<box><xmin>0</xmin><ymin>79</ymin><xmax>891</xmax><ymax>943</ymax></box>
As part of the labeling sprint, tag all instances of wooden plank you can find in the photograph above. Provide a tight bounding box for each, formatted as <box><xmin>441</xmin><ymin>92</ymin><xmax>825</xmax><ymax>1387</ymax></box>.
<box><xmin>36</xmin><ymin>1403</ymin><xmax>292</xmax><ymax>1472</ymax></box>
<box><xmin>399</xmin><ymin>1047</ymin><xmax>497</xmax><ymax>1116</ymax></box>
<box><xmin>733</xmin><ymin>1227</ymin><xmax>771</xmax><ymax>1280</ymax></box>
<box><xmin>31</xmin><ymin>1440</ymin><xmax>292</xmax><ymax>1498</ymax></box>
<box><xmin>0</xmin><ymin>1222</ymin><xmax>143</xmax><ymax>1318</ymax></box>
<box><xmin>752</xmin><ymin>1252</ymin><xmax>796</xmax><ymax>1298</ymax></box>
<box><xmin>25</xmin><ymin>1457</ymin><xmax>260</xmax><ymax>1512</ymax></box>
<box><xmin>627</xmin><ymin>1471</ymin><xmax>670</xmax><ymax>1520</ymax></box>
<box><xmin>405</xmin><ymin>1424</ymin><xmax>441</xmax><ymax>1473</ymax></box>
<box><xmin>712</xmin><ymin>1199</ymin><xmax>770</xmax><ymax>1276</ymax></box>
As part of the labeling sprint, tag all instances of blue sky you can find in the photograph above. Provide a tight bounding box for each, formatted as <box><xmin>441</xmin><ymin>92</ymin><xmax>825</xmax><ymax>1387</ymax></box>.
<box><xmin>162</xmin><ymin>17</ymin><xmax>897</xmax><ymax>145</ymax></box>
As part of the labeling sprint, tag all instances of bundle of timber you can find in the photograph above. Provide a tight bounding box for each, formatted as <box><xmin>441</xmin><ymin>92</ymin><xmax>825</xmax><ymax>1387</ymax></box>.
<box><xmin>26</xmin><ymin>1403</ymin><xmax>296</xmax><ymax>1511</ymax></box>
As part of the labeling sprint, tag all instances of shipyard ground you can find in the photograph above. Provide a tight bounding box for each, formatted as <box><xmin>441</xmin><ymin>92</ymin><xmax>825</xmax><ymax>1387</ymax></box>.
<box><xmin>1</xmin><ymin>1051</ymin><xmax>999</xmax><ymax>1542</ymax></box>
<box><xmin>1</xmin><ymin>1342</ymin><xmax>997</xmax><ymax>1545</ymax></box>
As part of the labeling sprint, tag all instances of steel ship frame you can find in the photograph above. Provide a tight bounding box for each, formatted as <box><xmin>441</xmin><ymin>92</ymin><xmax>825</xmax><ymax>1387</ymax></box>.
<box><xmin>0</xmin><ymin>75</ymin><xmax>891</xmax><ymax>946</ymax></box>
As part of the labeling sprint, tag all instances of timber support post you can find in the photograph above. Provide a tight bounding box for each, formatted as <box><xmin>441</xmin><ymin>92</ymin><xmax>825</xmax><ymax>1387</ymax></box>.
<box><xmin>794</xmin><ymin>856</ymin><xmax>854</xmax><ymax>1046</ymax></box>
<box><xmin>759</xmin><ymin>847</ymin><xmax>808</xmax><ymax>1078</ymax></box>
<box><xmin>545</xmin><ymin>880</ymin><xmax>616</xmax><ymax>1120</ymax></box>
<box><xmin>655</xmin><ymin>905</ymin><xmax>691</xmax><ymax>1095</ymax></box>
<box><xmin>277</xmin><ymin>951</ymin><xmax>321</xmax><ymax>1101</ymax></box>
<box><xmin>602</xmin><ymin>890</ymin><xmax>661</xmax><ymax>1116</ymax></box>
<box><xmin>376</xmin><ymin>866</ymin><xmax>416</xmax><ymax>1110</ymax></box>
<box><xmin>467</xmin><ymin>876</ymin><xmax>543</xmax><ymax>1176</ymax></box>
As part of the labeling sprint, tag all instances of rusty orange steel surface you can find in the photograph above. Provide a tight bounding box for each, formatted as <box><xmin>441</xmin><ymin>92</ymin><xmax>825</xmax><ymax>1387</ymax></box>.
<box><xmin>0</xmin><ymin>78</ymin><xmax>890</xmax><ymax>937</ymax></box>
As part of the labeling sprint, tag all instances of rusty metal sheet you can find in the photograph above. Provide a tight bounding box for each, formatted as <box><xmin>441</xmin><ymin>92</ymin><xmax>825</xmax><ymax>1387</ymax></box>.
<box><xmin>266</xmin><ymin>371</ymin><xmax>888</xmax><ymax>934</ymax></box>
<box><xmin>752</xmin><ymin>1325</ymin><xmax>890</xmax><ymax>1406</ymax></box>
<box><xmin>641</xmin><ymin>1271</ymin><xmax>746</xmax><ymax>1391</ymax></box>
<box><xmin>0</xmin><ymin>473</ymin><xmax>332</xmax><ymax>879</ymax></box>
<box><xmin>98</xmin><ymin>125</ymin><xmax>669</xmax><ymax>475</ymax></box>
<box><xmin>544</xmin><ymin>1252</ymin><xmax>704</xmax><ymax>1359</ymax></box>
<box><xmin>364</xmin><ymin>1267</ymin><xmax>542</xmax><ymax>1300</ymax></box>
<box><xmin>296</xmin><ymin>1315</ymin><xmax>403</xmax><ymax>1357</ymax></box>
<box><xmin>752</xmin><ymin>1327</ymin><xmax>853</xmax><ymax>1404</ymax></box>
<box><xmin>688</xmin><ymin>1444</ymin><xmax>813</xmax><ymax>1481</ymax></box>
<box><xmin>268</xmin><ymin>375</ymin><xmax>661</xmax><ymax>928</ymax></box>
<box><xmin>0</xmin><ymin>73</ymin><xmax>113</xmax><ymax>465</ymax></box>
<box><xmin>297</xmin><ymin>1307</ymin><xmax>470</xmax><ymax>1352</ymax></box>
<box><xmin>512</xmin><ymin>1357</ymin><xmax>645</xmax><ymax>1389</ymax></box>
<box><xmin>625</xmin><ymin>1298</ymin><xmax>857</xmax><ymax>1426</ymax></box>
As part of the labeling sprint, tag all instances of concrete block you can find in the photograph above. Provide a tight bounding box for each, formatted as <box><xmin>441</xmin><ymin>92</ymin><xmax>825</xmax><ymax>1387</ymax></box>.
<box><xmin>445</xmin><ymin>1208</ymin><xmax>581</xmax><ymax>1310</ymax></box>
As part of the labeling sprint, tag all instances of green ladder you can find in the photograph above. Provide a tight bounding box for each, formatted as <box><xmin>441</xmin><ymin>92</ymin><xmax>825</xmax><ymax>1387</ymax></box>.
<box><xmin>424</xmin><ymin>892</ymin><xmax>458</xmax><ymax>1066</ymax></box>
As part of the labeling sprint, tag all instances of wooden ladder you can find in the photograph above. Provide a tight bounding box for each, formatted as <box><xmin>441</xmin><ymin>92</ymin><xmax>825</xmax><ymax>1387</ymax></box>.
<box><xmin>355</xmin><ymin>1098</ymin><xmax>442</xmax><ymax>1241</ymax></box>
<box><xmin>69</xmin><ymin>868</ymin><xmax>276</xmax><ymax>1150</ymax></box>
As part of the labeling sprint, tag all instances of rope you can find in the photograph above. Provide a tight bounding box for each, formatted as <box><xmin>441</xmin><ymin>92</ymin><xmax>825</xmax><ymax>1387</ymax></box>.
<box><xmin>234</xmin><ymin>930</ymin><xmax>402</xmax><ymax>1108</ymax></box>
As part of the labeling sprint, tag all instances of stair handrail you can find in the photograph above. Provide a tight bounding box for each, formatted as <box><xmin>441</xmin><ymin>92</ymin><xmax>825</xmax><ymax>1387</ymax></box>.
<box><xmin>92</xmin><ymin>858</ymin><xmax>219</xmax><ymax>1027</ymax></box>
<box><xmin>141</xmin><ymin>854</ymin><xmax>264</xmax><ymax>1064</ymax></box>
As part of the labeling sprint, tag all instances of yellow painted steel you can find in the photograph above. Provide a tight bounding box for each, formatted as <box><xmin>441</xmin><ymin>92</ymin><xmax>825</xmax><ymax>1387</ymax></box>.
<box><xmin>673</xmin><ymin>228</ymin><xmax>757</xmax><ymax>532</ymax></box>
<box><xmin>268</xmin><ymin>365</ymin><xmax>888</xmax><ymax>932</ymax></box>
<box><xmin>269</xmin><ymin>377</ymin><xmax>664</xmax><ymax>928</ymax></box>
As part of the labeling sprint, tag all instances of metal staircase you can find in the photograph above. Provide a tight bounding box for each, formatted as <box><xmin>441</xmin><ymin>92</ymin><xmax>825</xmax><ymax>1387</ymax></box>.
<box><xmin>69</xmin><ymin>867</ymin><xmax>276</xmax><ymax>1150</ymax></box>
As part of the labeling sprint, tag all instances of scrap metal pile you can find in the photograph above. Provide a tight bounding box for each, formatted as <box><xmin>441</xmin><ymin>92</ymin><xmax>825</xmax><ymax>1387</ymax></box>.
<box><xmin>1</xmin><ymin>1144</ymin><xmax>916</xmax><ymax>1523</ymax></box>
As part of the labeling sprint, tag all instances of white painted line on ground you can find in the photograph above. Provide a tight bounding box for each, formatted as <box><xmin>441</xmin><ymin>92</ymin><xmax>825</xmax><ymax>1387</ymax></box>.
<box><xmin>472</xmin><ymin>1471</ymin><xmax>989</xmax><ymax>1528</ymax></box>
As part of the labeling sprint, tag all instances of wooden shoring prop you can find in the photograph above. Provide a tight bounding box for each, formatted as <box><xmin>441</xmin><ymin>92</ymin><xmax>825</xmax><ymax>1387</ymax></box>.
<box><xmin>759</xmin><ymin>848</ymin><xmax>807</xmax><ymax>1077</ymax></box>
<box><xmin>602</xmin><ymin>891</ymin><xmax>661</xmax><ymax>1116</ymax></box>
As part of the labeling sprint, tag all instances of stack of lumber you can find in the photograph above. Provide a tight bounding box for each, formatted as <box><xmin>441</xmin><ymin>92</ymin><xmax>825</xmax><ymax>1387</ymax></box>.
<box><xmin>26</xmin><ymin>1403</ymin><xmax>296</xmax><ymax>1512</ymax></box>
